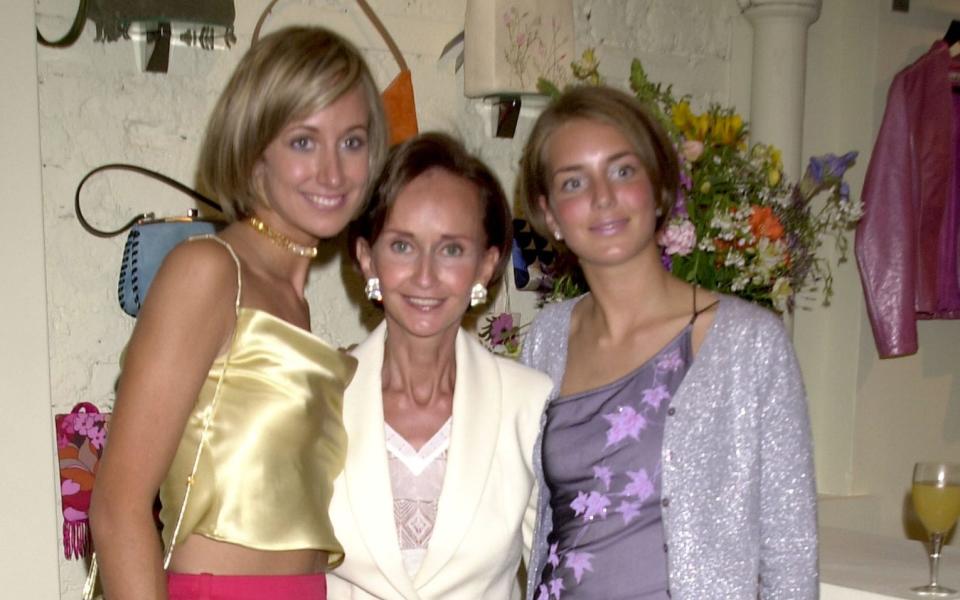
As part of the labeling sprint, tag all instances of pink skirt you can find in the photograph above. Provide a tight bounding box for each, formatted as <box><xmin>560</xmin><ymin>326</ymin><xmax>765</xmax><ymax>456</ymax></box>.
<box><xmin>167</xmin><ymin>571</ymin><xmax>326</xmax><ymax>600</ymax></box>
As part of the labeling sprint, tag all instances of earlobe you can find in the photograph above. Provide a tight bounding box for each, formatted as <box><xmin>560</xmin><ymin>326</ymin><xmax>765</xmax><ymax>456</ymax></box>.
<box><xmin>537</xmin><ymin>195</ymin><xmax>550</xmax><ymax>215</ymax></box>
<box><xmin>480</xmin><ymin>246</ymin><xmax>500</xmax><ymax>285</ymax></box>
<box><xmin>252</xmin><ymin>162</ymin><xmax>270</xmax><ymax>208</ymax></box>
<box><xmin>355</xmin><ymin>238</ymin><xmax>376</xmax><ymax>279</ymax></box>
<box><xmin>538</xmin><ymin>195</ymin><xmax>561</xmax><ymax>240</ymax></box>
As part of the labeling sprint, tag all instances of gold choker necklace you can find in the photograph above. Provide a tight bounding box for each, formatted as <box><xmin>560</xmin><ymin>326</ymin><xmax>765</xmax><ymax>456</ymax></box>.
<box><xmin>247</xmin><ymin>216</ymin><xmax>318</xmax><ymax>258</ymax></box>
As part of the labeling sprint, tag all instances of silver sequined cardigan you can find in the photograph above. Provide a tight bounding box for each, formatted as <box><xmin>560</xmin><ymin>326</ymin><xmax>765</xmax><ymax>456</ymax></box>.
<box><xmin>521</xmin><ymin>294</ymin><xmax>818</xmax><ymax>600</ymax></box>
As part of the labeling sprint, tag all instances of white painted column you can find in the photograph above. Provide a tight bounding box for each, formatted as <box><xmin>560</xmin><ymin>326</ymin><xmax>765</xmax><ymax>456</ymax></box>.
<box><xmin>0</xmin><ymin>3</ymin><xmax>61</xmax><ymax>596</ymax></box>
<box><xmin>739</xmin><ymin>0</ymin><xmax>822</xmax><ymax>180</ymax></box>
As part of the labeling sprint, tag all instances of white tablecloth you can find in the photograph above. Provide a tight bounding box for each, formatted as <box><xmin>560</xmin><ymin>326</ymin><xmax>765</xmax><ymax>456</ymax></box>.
<box><xmin>821</xmin><ymin>527</ymin><xmax>960</xmax><ymax>599</ymax></box>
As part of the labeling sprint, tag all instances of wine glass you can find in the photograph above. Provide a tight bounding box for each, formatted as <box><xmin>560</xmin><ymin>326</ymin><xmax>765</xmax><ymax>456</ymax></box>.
<box><xmin>911</xmin><ymin>462</ymin><xmax>960</xmax><ymax>596</ymax></box>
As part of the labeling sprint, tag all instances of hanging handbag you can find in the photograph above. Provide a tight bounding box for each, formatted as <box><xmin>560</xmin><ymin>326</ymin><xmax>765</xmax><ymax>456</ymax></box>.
<box><xmin>74</xmin><ymin>163</ymin><xmax>226</xmax><ymax>318</ymax></box>
<box><xmin>56</xmin><ymin>402</ymin><xmax>110</xmax><ymax>562</ymax></box>
<box><xmin>55</xmin><ymin>402</ymin><xmax>110</xmax><ymax>600</ymax></box>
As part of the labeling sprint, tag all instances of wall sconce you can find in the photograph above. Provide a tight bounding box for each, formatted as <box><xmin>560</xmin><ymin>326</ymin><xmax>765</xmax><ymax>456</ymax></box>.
<box><xmin>37</xmin><ymin>0</ymin><xmax>236</xmax><ymax>73</ymax></box>
<box><xmin>463</xmin><ymin>0</ymin><xmax>574</xmax><ymax>138</ymax></box>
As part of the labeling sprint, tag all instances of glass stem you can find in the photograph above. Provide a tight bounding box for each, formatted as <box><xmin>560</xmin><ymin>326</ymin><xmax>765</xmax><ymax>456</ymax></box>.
<box><xmin>929</xmin><ymin>532</ymin><xmax>945</xmax><ymax>588</ymax></box>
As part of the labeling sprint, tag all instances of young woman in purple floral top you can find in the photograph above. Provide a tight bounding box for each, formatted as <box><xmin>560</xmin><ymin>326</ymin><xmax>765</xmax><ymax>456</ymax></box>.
<box><xmin>517</xmin><ymin>85</ymin><xmax>818</xmax><ymax>600</ymax></box>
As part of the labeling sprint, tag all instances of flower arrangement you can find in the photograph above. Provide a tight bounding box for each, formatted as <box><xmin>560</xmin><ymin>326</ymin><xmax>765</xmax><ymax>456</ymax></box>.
<box><xmin>652</xmin><ymin>77</ymin><xmax>861</xmax><ymax>312</ymax></box>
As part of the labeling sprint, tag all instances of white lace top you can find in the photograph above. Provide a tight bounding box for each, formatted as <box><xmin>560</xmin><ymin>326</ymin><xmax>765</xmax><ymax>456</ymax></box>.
<box><xmin>384</xmin><ymin>418</ymin><xmax>451</xmax><ymax>577</ymax></box>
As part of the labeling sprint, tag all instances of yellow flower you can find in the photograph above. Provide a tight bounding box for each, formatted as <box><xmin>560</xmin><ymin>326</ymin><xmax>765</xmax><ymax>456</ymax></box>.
<box><xmin>672</xmin><ymin>101</ymin><xmax>694</xmax><ymax>132</ymax></box>
<box><xmin>692</xmin><ymin>114</ymin><xmax>710</xmax><ymax>141</ymax></box>
<box><xmin>571</xmin><ymin>49</ymin><xmax>602</xmax><ymax>85</ymax></box>
<box><xmin>713</xmin><ymin>114</ymin><xmax>743</xmax><ymax>146</ymax></box>
<box><xmin>700</xmin><ymin>181</ymin><xmax>711</xmax><ymax>194</ymax></box>
<box><xmin>730</xmin><ymin>114</ymin><xmax>743</xmax><ymax>140</ymax></box>
<box><xmin>767</xmin><ymin>169</ymin><xmax>781</xmax><ymax>187</ymax></box>
<box><xmin>769</xmin><ymin>147</ymin><xmax>783</xmax><ymax>171</ymax></box>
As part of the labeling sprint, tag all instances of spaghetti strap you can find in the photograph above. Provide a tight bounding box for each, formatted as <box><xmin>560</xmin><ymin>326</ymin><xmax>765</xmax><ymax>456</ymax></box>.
<box><xmin>164</xmin><ymin>234</ymin><xmax>244</xmax><ymax>569</ymax></box>
<box><xmin>188</xmin><ymin>235</ymin><xmax>242</xmax><ymax>317</ymax></box>
<box><xmin>688</xmin><ymin>285</ymin><xmax>720</xmax><ymax>325</ymax></box>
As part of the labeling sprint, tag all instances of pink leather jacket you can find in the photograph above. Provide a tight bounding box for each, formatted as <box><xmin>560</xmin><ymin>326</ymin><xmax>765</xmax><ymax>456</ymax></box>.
<box><xmin>855</xmin><ymin>41</ymin><xmax>960</xmax><ymax>358</ymax></box>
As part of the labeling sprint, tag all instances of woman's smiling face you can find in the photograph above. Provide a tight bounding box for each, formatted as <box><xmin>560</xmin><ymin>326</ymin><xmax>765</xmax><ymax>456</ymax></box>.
<box><xmin>358</xmin><ymin>167</ymin><xmax>499</xmax><ymax>341</ymax></box>
<box><xmin>254</xmin><ymin>84</ymin><xmax>372</xmax><ymax>244</ymax></box>
<box><xmin>540</xmin><ymin>118</ymin><xmax>660</xmax><ymax>269</ymax></box>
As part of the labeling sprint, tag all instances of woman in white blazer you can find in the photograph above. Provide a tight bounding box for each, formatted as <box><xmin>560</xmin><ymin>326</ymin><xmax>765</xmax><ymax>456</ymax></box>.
<box><xmin>327</xmin><ymin>133</ymin><xmax>552</xmax><ymax>600</ymax></box>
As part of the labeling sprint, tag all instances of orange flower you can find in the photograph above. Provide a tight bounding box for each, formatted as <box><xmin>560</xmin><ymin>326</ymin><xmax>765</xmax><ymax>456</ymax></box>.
<box><xmin>749</xmin><ymin>206</ymin><xmax>784</xmax><ymax>240</ymax></box>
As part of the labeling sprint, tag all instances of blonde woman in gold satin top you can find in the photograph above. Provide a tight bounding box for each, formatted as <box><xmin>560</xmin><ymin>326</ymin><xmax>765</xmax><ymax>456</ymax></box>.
<box><xmin>89</xmin><ymin>27</ymin><xmax>387</xmax><ymax>600</ymax></box>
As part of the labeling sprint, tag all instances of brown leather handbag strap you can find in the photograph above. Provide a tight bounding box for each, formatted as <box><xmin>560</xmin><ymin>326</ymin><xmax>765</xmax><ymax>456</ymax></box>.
<box><xmin>75</xmin><ymin>163</ymin><xmax>223</xmax><ymax>238</ymax></box>
<box><xmin>251</xmin><ymin>0</ymin><xmax>280</xmax><ymax>45</ymax></box>
<box><xmin>353</xmin><ymin>0</ymin><xmax>408</xmax><ymax>72</ymax></box>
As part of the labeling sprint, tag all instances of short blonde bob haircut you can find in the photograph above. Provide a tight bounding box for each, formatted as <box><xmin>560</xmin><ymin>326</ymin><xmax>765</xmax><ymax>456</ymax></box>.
<box><xmin>197</xmin><ymin>26</ymin><xmax>387</xmax><ymax>221</ymax></box>
<box><xmin>518</xmin><ymin>85</ymin><xmax>679</xmax><ymax>237</ymax></box>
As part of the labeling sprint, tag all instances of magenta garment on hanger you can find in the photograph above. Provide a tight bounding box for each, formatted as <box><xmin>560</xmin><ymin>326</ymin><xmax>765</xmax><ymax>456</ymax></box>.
<box><xmin>855</xmin><ymin>40</ymin><xmax>960</xmax><ymax>358</ymax></box>
<box><xmin>941</xmin><ymin>93</ymin><xmax>960</xmax><ymax>309</ymax></box>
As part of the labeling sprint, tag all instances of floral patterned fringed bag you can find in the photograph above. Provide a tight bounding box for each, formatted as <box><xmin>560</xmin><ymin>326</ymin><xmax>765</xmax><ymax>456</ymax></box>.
<box><xmin>55</xmin><ymin>402</ymin><xmax>110</xmax><ymax>599</ymax></box>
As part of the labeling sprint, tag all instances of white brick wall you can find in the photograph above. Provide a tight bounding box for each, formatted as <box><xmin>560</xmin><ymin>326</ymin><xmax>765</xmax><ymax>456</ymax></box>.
<box><xmin>35</xmin><ymin>0</ymin><xmax>739</xmax><ymax>594</ymax></box>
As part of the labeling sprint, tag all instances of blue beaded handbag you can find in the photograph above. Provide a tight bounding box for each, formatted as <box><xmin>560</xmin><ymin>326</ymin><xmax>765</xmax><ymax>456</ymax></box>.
<box><xmin>74</xmin><ymin>164</ymin><xmax>226</xmax><ymax>317</ymax></box>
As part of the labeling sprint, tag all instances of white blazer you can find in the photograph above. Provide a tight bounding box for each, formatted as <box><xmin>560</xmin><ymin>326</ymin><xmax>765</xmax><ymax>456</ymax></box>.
<box><xmin>327</xmin><ymin>322</ymin><xmax>552</xmax><ymax>600</ymax></box>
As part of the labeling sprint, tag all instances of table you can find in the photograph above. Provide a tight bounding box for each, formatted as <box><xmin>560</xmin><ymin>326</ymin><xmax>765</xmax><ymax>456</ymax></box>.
<box><xmin>821</xmin><ymin>527</ymin><xmax>960</xmax><ymax>599</ymax></box>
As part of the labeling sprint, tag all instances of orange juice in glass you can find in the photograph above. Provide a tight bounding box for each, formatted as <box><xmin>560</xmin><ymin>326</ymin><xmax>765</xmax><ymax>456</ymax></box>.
<box><xmin>911</xmin><ymin>462</ymin><xmax>960</xmax><ymax>597</ymax></box>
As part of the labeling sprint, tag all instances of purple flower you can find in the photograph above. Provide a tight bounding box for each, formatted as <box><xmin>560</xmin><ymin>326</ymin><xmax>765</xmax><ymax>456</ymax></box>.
<box><xmin>489</xmin><ymin>312</ymin><xmax>515</xmax><ymax>346</ymax></box>
<box><xmin>806</xmin><ymin>156</ymin><xmax>825</xmax><ymax>185</ymax></box>
<box><xmin>603</xmin><ymin>406</ymin><xmax>647</xmax><ymax>446</ymax></box>
<box><xmin>549</xmin><ymin>576</ymin><xmax>565</xmax><ymax>599</ymax></box>
<box><xmin>661</xmin><ymin>251</ymin><xmax>673</xmax><ymax>271</ymax></box>
<box><xmin>804</xmin><ymin>151</ymin><xmax>858</xmax><ymax>186</ymax></box>
<box><xmin>593</xmin><ymin>465</ymin><xmax>613</xmax><ymax>490</ymax></box>
<box><xmin>571</xmin><ymin>490</ymin><xmax>610</xmax><ymax>521</ymax></box>
<box><xmin>641</xmin><ymin>385</ymin><xmax>671</xmax><ymax>410</ymax></box>
<box><xmin>827</xmin><ymin>151</ymin><xmax>858</xmax><ymax>179</ymax></box>
<box><xmin>656</xmin><ymin>349</ymin><xmax>683</xmax><ymax>372</ymax></box>
<box><xmin>623</xmin><ymin>469</ymin><xmax>655</xmax><ymax>500</ymax></box>
<box><xmin>88</xmin><ymin>425</ymin><xmax>106</xmax><ymax>449</ymax></box>
<box><xmin>673</xmin><ymin>190</ymin><xmax>688</xmax><ymax>217</ymax></box>
<box><xmin>615</xmin><ymin>500</ymin><xmax>642</xmax><ymax>525</ymax></box>
<box><xmin>74</xmin><ymin>413</ymin><xmax>99</xmax><ymax>436</ymax></box>
<box><xmin>564</xmin><ymin>551</ymin><xmax>595</xmax><ymax>583</ymax></box>
<box><xmin>547</xmin><ymin>542</ymin><xmax>561</xmax><ymax>567</ymax></box>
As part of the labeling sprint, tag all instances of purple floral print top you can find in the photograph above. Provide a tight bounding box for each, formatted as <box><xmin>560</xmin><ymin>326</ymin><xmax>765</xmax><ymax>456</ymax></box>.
<box><xmin>535</xmin><ymin>327</ymin><xmax>692</xmax><ymax>600</ymax></box>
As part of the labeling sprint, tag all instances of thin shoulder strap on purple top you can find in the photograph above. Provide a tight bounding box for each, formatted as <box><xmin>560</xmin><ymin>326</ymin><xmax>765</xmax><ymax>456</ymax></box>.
<box><xmin>689</xmin><ymin>285</ymin><xmax>720</xmax><ymax>325</ymax></box>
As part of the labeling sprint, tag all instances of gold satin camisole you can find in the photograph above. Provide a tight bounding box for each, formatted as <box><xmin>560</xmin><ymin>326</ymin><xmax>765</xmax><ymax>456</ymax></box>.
<box><xmin>158</xmin><ymin>236</ymin><xmax>356</xmax><ymax>568</ymax></box>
